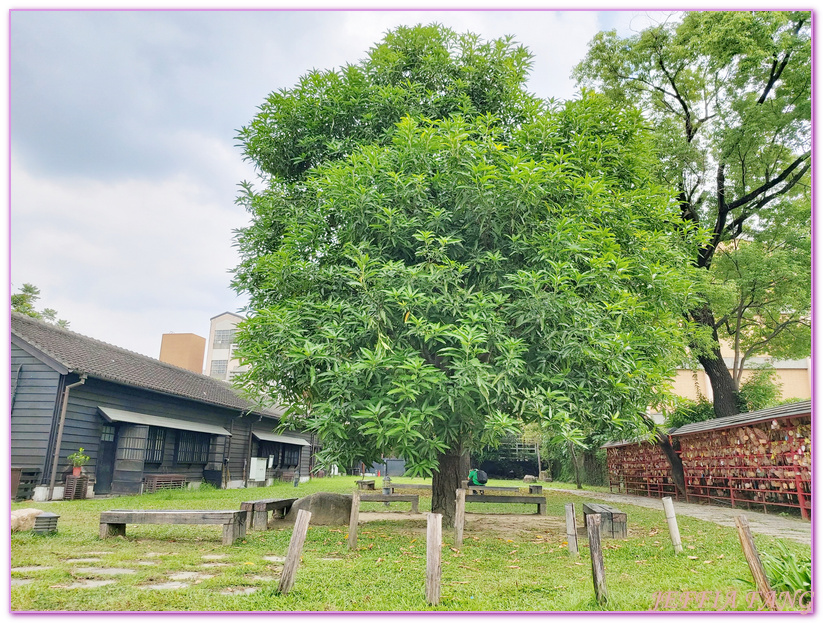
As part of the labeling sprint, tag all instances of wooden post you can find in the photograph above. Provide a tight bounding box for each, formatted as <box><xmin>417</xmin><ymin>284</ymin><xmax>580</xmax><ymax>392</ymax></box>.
<box><xmin>794</xmin><ymin>474</ymin><xmax>808</xmax><ymax>520</ymax></box>
<box><xmin>564</xmin><ymin>503</ymin><xmax>578</xmax><ymax>556</ymax></box>
<box><xmin>735</xmin><ymin>515</ymin><xmax>778</xmax><ymax>611</ymax></box>
<box><xmin>662</xmin><ymin>497</ymin><xmax>683</xmax><ymax>554</ymax></box>
<box><xmin>276</xmin><ymin>509</ymin><xmax>311</xmax><ymax>595</ymax></box>
<box><xmin>454</xmin><ymin>489</ymin><xmax>466</xmax><ymax>548</ymax></box>
<box><xmin>348</xmin><ymin>490</ymin><xmax>360</xmax><ymax>550</ymax></box>
<box><xmin>586</xmin><ymin>513</ymin><xmax>608</xmax><ymax>605</ymax></box>
<box><xmin>426</xmin><ymin>513</ymin><xmax>442</xmax><ymax>605</ymax></box>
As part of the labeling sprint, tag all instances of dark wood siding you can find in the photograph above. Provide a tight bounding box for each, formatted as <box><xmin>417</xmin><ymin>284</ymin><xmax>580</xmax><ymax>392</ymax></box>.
<box><xmin>61</xmin><ymin>378</ymin><xmax>246</xmax><ymax>486</ymax></box>
<box><xmin>10</xmin><ymin>344</ymin><xmax>62</xmax><ymax>474</ymax></box>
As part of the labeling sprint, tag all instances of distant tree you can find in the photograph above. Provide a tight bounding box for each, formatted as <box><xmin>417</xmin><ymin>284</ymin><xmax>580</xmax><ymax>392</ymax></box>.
<box><xmin>232</xmin><ymin>25</ymin><xmax>700</xmax><ymax>525</ymax></box>
<box><xmin>576</xmin><ymin>11</ymin><xmax>811</xmax><ymax>418</ymax></box>
<box><xmin>11</xmin><ymin>283</ymin><xmax>70</xmax><ymax>328</ymax></box>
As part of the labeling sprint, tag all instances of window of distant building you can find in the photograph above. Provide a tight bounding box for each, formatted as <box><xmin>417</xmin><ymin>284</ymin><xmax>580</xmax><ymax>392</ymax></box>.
<box><xmin>283</xmin><ymin>445</ymin><xmax>301</xmax><ymax>468</ymax></box>
<box><xmin>210</xmin><ymin>360</ymin><xmax>228</xmax><ymax>377</ymax></box>
<box><xmin>213</xmin><ymin>329</ymin><xmax>237</xmax><ymax>349</ymax></box>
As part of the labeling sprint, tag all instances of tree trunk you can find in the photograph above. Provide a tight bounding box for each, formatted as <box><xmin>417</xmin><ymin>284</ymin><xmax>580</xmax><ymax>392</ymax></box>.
<box><xmin>569</xmin><ymin>443</ymin><xmax>582</xmax><ymax>490</ymax></box>
<box><xmin>656</xmin><ymin>434</ymin><xmax>686</xmax><ymax>497</ymax></box>
<box><xmin>689</xmin><ymin>304</ymin><xmax>741</xmax><ymax>418</ymax></box>
<box><xmin>431</xmin><ymin>447</ymin><xmax>464</xmax><ymax>528</ymax></box>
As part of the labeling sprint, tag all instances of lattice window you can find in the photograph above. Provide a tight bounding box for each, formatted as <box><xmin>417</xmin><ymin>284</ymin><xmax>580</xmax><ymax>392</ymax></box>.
<box><xmin>176</xmin><ymin>431</ymin><xmax>210</xmax><ymax>464</ymax></box>
<box><xmin>283</xmin><ymin>445</ymin><xmax>301</xmax><ymax>468</ymax></box>
<box><xmin>145</xmin><ymin>427</ymin><xmax>165</xmax><ymax>464</ymax></box>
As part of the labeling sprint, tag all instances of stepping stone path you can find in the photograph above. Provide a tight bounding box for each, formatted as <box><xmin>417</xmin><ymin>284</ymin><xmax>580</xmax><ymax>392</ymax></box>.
<box><xmin>263</xmin><ymin>556</ymin><xmax>286</xmax><ymax>563</ymax></box>
<box><xmin>200</xmin><ymin>563</ymin><xmax>229</xmax><ymax>568</ymax></box>
<box><xmin>65</xmin><ymin>558</ymin><xmax>102</xmax><ymax>563</ymax></box>
<box><xmin>202</xmin><ymin>554</ymin><xmax>228</xmax><ymax>560</ymax></box>
<box><xmin>11</xmin><ymin>579</ymin><xmax>34</xmax><ymax>586</ymax></box>
<box><xmin>73</xmin><ymin>568</ymin><xmax>136</xmax><ymax>576</ymax></box>
<box><xmin>220</xmin><ymin>587</ymin><xmax>258</xmax><ymax>596</ymax></box>
<box><xmin>12</xmin><ymin>566</ymin><xmax>53</xmax><ymax>572</ymax></box>
<box><xmin>139</xmin><ymin>582</ymin><xmax>188</xmax><ymax>591</ymax></box>
<box><xmin>53</xmin><ymin>579</ymin><xmax>117</xmax><ymax>589</ymax></box>
<box><xmin>168</xmin><ymin>572</ymin><xmax>214</xmax><ymax>581</ymax></box>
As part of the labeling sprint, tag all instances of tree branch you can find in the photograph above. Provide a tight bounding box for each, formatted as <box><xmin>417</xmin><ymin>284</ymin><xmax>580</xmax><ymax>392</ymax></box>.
<box><xmin>726</xmin><ymin>152</ymin><xmax>810</xmax><ymax>212</ymax></box>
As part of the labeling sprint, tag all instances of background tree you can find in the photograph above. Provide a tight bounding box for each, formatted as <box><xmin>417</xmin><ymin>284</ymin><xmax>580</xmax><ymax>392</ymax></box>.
<box><xmin>233</xmin><ymin>26</ymin><xmax>700</xmax><ymax>524</ymax></box>
<box><xmin>11</xmin><ymin>283</ymin><xmax>70</xmax><ymax>328</ymax></box>
<box><xmin>575</xmin><ymin>11</ymin><xmax>811</xmax><ymax>418</ymax></box>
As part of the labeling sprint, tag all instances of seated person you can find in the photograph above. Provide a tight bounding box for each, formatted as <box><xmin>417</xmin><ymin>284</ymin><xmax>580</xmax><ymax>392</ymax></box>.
<box><xmin>468</xmin><ymin>468</ymin><xmax>488</xmax><ymax>487</ymax></box>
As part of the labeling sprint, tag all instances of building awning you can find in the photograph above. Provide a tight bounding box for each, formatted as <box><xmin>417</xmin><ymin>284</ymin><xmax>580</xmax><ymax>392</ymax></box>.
<box><xmin>252</xmin><ymin>431</ymin><xmax>310</xmax><ymax>446</ymax></box>
<box><xmin>98</xmin><ymin>407</ymin><xmax>232</xmax><ymax>436</ymax></box>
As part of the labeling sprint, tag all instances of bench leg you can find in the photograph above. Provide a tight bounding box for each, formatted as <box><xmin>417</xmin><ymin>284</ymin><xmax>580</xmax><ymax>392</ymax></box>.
<box><xmin>411</xmin><ymin>499</ymin><xmax>419</xmax><ymax>513</ymax></box>
<box><xmin>253</xmin><ymin>510</ymin><xmax>269</xmax><ymax>531</ymax></box>
<box><xmin>223</xmin><ymin>517</ymin><xmax>246</xmax><ymax>545</ymax></box>
<box><xmin>538</xmin><ymin>503</ymin><xmax>546</xmax><ymax>516</ymax></box>
<box><xmin>100</xmin><ymin>523</ymin><xmax>125</xmax><ymax>539</ymax></box>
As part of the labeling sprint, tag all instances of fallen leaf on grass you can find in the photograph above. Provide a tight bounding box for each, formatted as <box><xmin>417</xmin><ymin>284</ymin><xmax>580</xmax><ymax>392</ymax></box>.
<box><xmin>450</xmin><ymin>547</ymin><xmax>460</xmax><ymax>553</ymax></box>
<box><xmin>703</xmin><ymin>560</ymin><xmax>713</xmax><ymax>564</ymax></box>
<box><xmin>718</xmin><ymin>554</ymin><xmax>725</xmax><ymax>559</ymax></box>
<box><xmin>506</xmin><ymin>565</ymin><xmax>521</xmax><ymax>569</ymax></box>
<box><xmin>687</xmin><ymin>545</ymin><xmax>695</xmax><ymax>550</ymax></box>
<box><xmin>688</xmin><ymin>556</ymin><xmax>698</xmax><ymax>560</ymax></box>
<box><xmin>574</xmin><ymin>562</ymin><xmax>583</xmax><ymax>566</ymax></box>
<box><xmin>508</xmin><ymin>550</ymin><xmax>518</xmax><ymax>555</ymax></box>
<box><xmin>451</xmin><ymin>581</ymin><xmax>470</xmax><ymax>585</ymax></box>
<box><xmin>376</xmin><ymin>558</ymin><xmax>383</xmax><ymax>563</ymax></box>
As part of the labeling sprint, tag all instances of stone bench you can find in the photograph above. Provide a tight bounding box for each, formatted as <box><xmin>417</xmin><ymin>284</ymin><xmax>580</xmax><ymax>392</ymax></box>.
<box><xmin>356</xmin><ymin>480</ymin><xmax>376</xmax><ymax>490</ymax></box>
<box><xmin>582</xmin><ymin>502</ymin><xmax>627</xmax><ymax>538</ymax></box>
<box><xmin>99</xmin><ymin>509</ymin><xmax>246</xmax><ymax>545</ymax></box>
<box><xmin>240</xmin><ymin>498</ymin><xmax>298</xmax><ymax>531</ymax></box>
<box><xmin>465</xmin><ymin>494</ymin><xmax>546</xmax><ymax>515</ymax></box>
<box><xmin>465</xmin><ymin>485</ymin><xmax>520</xmax><ymax>493</ymax></box>
<box><xmin>359</xmin><ymin>493</ymin><xmax>419</xmax><ymax>512</ymax></box>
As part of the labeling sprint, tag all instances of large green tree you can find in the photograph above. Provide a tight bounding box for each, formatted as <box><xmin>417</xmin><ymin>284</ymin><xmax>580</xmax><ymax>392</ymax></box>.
<box><xmin>232</xmin><ymin>26</ymin><xmax>699</xmax><ymax>523</ymax></box>
<box><xmin>575</xmin><ymin>11</ymin><xmax>811</xmax><ymax>418</ymax></box>
<box><xmin>11</xmin><ymin>283</ymin><xmax>70</xmax><ymax>328</ymax></box>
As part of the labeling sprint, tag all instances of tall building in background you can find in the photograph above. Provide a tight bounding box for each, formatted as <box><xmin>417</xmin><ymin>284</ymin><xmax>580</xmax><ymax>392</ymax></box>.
<box><xmin>159</xmin><ymin>333</ymin><xmax>206</xmax><ymax>373</ymax></box>
<box><xmin>204</xmin><ymin>312</ymin><xmax>248</xmax><ymax>382</ymax></box>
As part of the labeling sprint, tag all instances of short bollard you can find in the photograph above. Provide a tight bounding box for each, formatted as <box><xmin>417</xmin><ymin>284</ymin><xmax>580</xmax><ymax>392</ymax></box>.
<box><xmin>662</xmin><ymin>497</ymin><xmax>683</xmax><ymax>554</ymax></box>
<box><xmin>277</xmin><ymin>509</ymin><xmax>311</xmax><ymax>595</ymax></box>
<box><xmin>426</xmin><ymin>513</ymin><xmax>442</xmax><ymax>605</ymax></box>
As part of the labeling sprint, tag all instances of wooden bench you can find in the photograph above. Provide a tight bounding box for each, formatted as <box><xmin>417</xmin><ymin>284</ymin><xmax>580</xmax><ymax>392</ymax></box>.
<box><xmin>240</xmin><ymin>498</ymin><xmax>297</xmax><ymax>531</ymax></box>
<box><xmin>390</xmin><ymin>483</ymin><xmax>431</xmax><ymax>492</ymax></box>
<box><xmin>582</xmin><ymin>502</ymin><xmax>627</xmax><ymax>538</ymax></box>
<box><xmin>359</xmin><ymin>493</ymin><xmax>419</xmax><ymax>512</ymax></box>
<box><xmin>528</xmin><ymin>484</ymin><xmax>543</xmax><ymax>494</ymax></box>
<box><xmin>465</xmin><ymin>494</ymin><xmax>546</xmax><ymax>515</ymax></box>
<box><xmin>99</xmin><ymin>509</ymin><xmax>246</xmax><ymax>545</ymax></box>
<box><xmin>356</xmin><ymin>480</ymin><xmax>376</xmax><ymax>490</ymax></box>
<box><xmin>466</xmin><ymin>485</ymin><xmax>520</xmax><ymax>493</ymax></box>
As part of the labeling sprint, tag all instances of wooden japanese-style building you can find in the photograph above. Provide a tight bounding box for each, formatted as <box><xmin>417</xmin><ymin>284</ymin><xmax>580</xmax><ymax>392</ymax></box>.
<box><xmin>11</xmin><ymin>312</ymin><xmax>315</xmax><ymax>500</ymax></box>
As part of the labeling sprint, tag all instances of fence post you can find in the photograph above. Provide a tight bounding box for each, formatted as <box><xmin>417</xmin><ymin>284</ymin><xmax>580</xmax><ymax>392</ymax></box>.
<box><xmin>586</xmin><ymin>513</ymin><xmax>608</xmax><ymax>605</ymax></box>
<box><xmin>454</xmin><ymin>489</ymin><xmax>466</xmax><ymax>548</ymax></box>
<box><xmin>565</xmin><ymin>503</ymin><xmax>578</xmax><ymax>556</ymax></box>
<box><xmin>426</xmin><ymin>513</ymin><xmax>442</xmax><ymax>605</ymax></box>
<box><xmin>276</xmin><ymin>509</ymin><xmax>311</xmax><ymax>595</ymax></box>
<box><xmin>794</xmin><ymin>474</ymin><xmax>808</xmax><ymax>520</ymax></box>
<box><xmin>662</xmin><ymin>497</ymin><xmax>683</xmax><ymax>554</ymax></box>
<box><xmin>348</xmin><ymin>490</ymin><xmax>360</xmax><ymax>550</ymax></box>
<box><xmin>735</xmin><ymin>515</ymin><xmax>777</xmax><ymax>611</ymax></box>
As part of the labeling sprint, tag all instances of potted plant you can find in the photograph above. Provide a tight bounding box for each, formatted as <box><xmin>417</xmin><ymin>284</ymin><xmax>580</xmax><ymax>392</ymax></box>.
<box><xmin>67</xmin><ymin>448</ymin><xmax>90</xmax><ymax>476</ymax></box>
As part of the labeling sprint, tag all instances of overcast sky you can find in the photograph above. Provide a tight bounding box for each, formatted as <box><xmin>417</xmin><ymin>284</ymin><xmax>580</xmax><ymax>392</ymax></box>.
<box><xmin>9</xmin><ymin>7</ymin><xmax>676</xmax><ymax>363</ymax></box>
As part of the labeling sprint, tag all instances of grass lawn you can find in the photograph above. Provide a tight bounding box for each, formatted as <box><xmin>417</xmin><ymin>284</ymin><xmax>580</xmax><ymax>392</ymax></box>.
<box><xmin>10</xmin><ymin>477</ymin><xmax>809</xmax><ymax>612</ymax></box>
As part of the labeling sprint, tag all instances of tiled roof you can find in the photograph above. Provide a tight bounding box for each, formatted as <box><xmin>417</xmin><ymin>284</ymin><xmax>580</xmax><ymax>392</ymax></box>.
<box><xmin>670</xmin><ymin>400</ymin><xmax>811</xmax><ymax>436</ymax></box>
<box><xmin>11</xmin><ymin>312</ymin><xmax>283</xmax><ymax>418</ymax></box>
<box><xmin>601</xmin><ymin>401</ymin><xmax>812</xmax><ymax>448</ymax></box>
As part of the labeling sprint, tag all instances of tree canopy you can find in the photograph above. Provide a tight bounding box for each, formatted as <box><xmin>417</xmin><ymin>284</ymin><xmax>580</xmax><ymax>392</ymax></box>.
<box><xmin>11</xmin><ymin>283</ymin><xmax>70</xmax><ymax>328</ymax></box>
<box><xmin>232</xmin><ymin>25</ymin><xmax>700</xmax><ymax>522</ymax></box>
<box><xmin>575</xmin><ymin>11</ymin><xmax>811</xmax><ymax>417</ymax></box>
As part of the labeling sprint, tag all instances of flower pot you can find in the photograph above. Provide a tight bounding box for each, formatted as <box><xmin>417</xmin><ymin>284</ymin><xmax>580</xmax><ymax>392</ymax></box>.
<box><xmin>72</xmin><ymin>466</ymin><xmax>82</xmax><ymax>477</ymax></box>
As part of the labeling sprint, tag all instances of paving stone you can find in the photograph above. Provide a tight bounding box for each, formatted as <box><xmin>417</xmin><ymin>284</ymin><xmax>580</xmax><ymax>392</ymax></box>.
<box><xmin>202</xmin><ymin>554</ymin><xmax>228</xmax><ymax>560</ymax></box>
<box><xmin>263</xmin><ymin>556</ymin><xmax>286</xmax><ymax>563</ymax></box>
<box><xmin>219</xmin><ymin>587</ymin><xmax>258</xmax><ymax>595</ymax></box>
<box><xmin>64</xmin><ymin>558</ymin><xmax>101</xmax><ymax>563</ymax></box>
<box><xmin>201</xmin><ymin>563</ymin><xmax>230</xmax><ymax>568</ymax></box>
<box><xmin>135</xmin><ymin>561</ymin><xmax>158</xmax><ymax>566</ymax></box>
<box><xmin>11</xmin><ymin>579</ymin><xmax>34</xmax><ymax>586</ymax></box>
<box><xmin>74</xmin><ymin>567</ymin><xmax>136</xmax><ymax>575</ymax></box>
<box><xmin>250</xmin><ymin>575</ymin><xmax>278</xmax><ymax>582</ymax></box>
<box><xmin>168</xmin><ymin>572</ymin><xmax>214</xmax><ymax>581</ymax></box>
<box><xmin>139</xmin><ymin>581</ymin><xmax>189</xmax><ymax>590</ymax></box>
<box><xmin>12</xmin><ymin>566</ymin><xmax>53</xmax><ymax>572</ymax></box>
<box><xmin>84</xmin><ymin>551</ymin><xmax>114</xmax><ymax>555</ymax></box>
<box><xmin>52</xmin><ymin>579</ymin><xmax>117</xmax><ymax>589</ymax></box>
